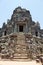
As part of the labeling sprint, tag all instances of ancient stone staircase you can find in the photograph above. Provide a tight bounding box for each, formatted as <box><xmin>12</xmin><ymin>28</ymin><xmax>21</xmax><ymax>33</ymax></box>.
<box><xmin>14</xmin><ymin>33</ymin><xmax>28</xmax><ymax>59</ymax></box>
<box><xmin>0</xmin><ymin>33</ymin><xmax>43</xmax><ymax>60</ymax></box>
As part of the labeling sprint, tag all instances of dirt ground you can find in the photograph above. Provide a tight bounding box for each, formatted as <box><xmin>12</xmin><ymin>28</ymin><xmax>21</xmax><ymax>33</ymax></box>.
<box><xmin>0</xmin><ymin>60</ymin><xmax>42</xmax><ymax>65</ymax></box>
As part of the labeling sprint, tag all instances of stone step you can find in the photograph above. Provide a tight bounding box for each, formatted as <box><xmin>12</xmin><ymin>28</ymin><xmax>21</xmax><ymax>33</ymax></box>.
<box><xmin>15</xmin><ymin>44</ymin><xmax>27</xmax><ymax>48</ymax></box>
<box><xmin>17</xmin><ymin>33</ymin><xmax>25</xmax><ymax>40</ymax></box>
<box><xmin>14</xmin><ymin>33</ymin><xmax>28</xmax><ymax>59</ymax></box>
<box><xmin>17</xmin><ymin>33</ymin><xmax>26</xmax><ymax>45</ymax></box>
<box><xmin>15</xmin><ymin>49</ymin><xmax>27</xmax><ymax>53</ymax></box>
<box><xmin>14</xmin><ymin>57</ymin><xmax>28</xmax><ymax>59</ymax></box>
<box><xmin>14</xmin><ymin>53</ymin><xmax>28</xmax><ymax>59</ymax></box>
<box><xmin>15</xmin><ymin>43</ymin><xmax>27</xmax><ymax>45</ymax></box>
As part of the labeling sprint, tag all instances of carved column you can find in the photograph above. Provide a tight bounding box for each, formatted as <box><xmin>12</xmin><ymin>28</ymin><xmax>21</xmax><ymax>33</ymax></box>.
<box><xmin>14</xmin><ymin>24</ymin><xmax>17</xmax><ymax>33</ymax></box>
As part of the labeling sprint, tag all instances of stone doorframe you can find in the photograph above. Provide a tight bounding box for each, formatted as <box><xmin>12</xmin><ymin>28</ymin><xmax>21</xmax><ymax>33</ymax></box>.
<box><xmin>17</xmin><ymin>22</ymin><xmax>27</xmax><ymax>33</ymax></box>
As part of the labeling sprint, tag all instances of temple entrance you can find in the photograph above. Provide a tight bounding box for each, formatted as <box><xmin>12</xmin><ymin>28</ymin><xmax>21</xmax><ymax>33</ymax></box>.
<box><xmin>19</xmin><ymin>25</ymin><xmax>23</xmax><ymax>32</ymax></box>
<box><xmin>4</xmin><ymin>30</ymin><xmax>6</xmax><ymax>35</ymax></box>
<box><xmin>35</xmin><ymin>31</ymin><xmax>38</xmax><ymax>36</ymax></box>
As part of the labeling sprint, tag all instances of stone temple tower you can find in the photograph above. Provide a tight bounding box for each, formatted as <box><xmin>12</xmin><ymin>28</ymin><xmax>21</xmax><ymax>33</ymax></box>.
<box><xmin>0</xmin><ymin>7</ymin><xmax>43</xmax><ymax>60</ymax></box>
<box><xmin>0</xmin><ymin>7</ymin><xmax>41</xmax><ymax>36</ymax></box>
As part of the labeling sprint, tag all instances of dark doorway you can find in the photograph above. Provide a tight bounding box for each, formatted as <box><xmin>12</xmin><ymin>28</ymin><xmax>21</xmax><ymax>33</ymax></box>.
<box><xmin>19</xmin><ymin>25</ymin><xmax>23</xmax><ymax>32</ymax></box>
<box><xmin>4</xmin><ymin>30</ymin><xmax>6</xmax><ymax>35</ymax></box>
<box><xmin>35</xmin><ymin>31</ymin><xmax>38</xmax><ymax>36</ymax></box>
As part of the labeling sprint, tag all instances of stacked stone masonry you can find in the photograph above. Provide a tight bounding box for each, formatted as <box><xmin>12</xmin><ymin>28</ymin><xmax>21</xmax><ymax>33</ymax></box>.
<box><xmin>0</xmin><ymin>33</ymin><xmax>43</xmax><ymax>60</ymax></box>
